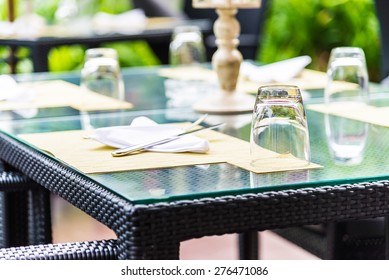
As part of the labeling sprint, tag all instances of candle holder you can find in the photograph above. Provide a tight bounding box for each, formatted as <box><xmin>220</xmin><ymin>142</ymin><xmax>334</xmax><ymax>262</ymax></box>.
<box><xmin>192</xmin><ymin>0</ymin><xmax>262</xmax><ymax>114</ymax></box>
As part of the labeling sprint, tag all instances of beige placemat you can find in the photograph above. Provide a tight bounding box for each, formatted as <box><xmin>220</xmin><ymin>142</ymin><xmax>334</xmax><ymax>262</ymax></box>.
<box><xmin>0</xmin><ymin>80</ymin><xmax>133</xmax><ymax>112</ymax></box>
<box><xmin>19</xmin><ymin>128</ymin><xmax>321</xmax><ymax>174</ymax></box>
<box><xmin>307</xmin><ymin>102</ymin><xmax>389</xmax><ymax>127</ymax></box>
<box><xmin>145</xmin><ymin>17</ymin><xmax>182</xmax><ymax>30</ymax></box>
<box><xmin>159</xmin><ymin>67</ymin><xmax>328</xmax><ymax>92</ymax></box>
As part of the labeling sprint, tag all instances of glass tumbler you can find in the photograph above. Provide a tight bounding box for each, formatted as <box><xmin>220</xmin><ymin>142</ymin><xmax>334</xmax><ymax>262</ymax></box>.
<box><xmin>324</xmin><ymin>47</ymin><xmax>369</xmax><ymax>165</ymax></box>
<box><xmin>80</xmin><ymin>48</ymin><xmax>125</xmax><ymax>101</ymax></box>
<box><xmin>80</xmin><ymin>48</ymin><xmax>125</xmax><ymax>130</ymax></box>
<box><xmin>325</xmin><ymin>47</ymin><xmax>369</xmax><ymax>104</ymax></box>
<box><xmin>250</xmin><ymin>85</ymin><xmax>310</xmax><ymax>168</ymax></box>
<box><xmin>169</xmin><ymin>25</ymin><xmax>206</xmax><ymax>66</ymax></box>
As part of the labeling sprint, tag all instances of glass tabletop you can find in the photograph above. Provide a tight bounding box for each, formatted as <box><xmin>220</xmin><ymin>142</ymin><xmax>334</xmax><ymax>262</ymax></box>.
<box><xmin>2</xmin><ymin>65</ymin><xmax>389</xmax><ymax>204</ymax></box>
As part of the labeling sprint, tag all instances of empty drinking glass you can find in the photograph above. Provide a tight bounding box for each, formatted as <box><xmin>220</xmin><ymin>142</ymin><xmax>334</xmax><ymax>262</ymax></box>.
<box><xmin>250</xmin><ymin>85</ymin><xmax>310</xmax><ymax>168</ymax></box>
<box><xmin>169</xmin><ymin>25</ymin><xmax>206</xmax><ymax>66</ymax></box>
<box><xmin>80</xmin><ymin>48</ymin><xmax>125</xmax><ymax>130</ymax></box>
<box><xmin>324</xmin><ymin>47</ymin><xmax>369</xmax><ymax>164</ymax></box>
<box><xmin>80</xmin><ymin>48</ymin><xmax>125</xmax><ymax>101</ymax></box>
<box><xmin>325</xmin><ymin>47</ymin><xmax>369</xmax><ymax>104</ymax></box>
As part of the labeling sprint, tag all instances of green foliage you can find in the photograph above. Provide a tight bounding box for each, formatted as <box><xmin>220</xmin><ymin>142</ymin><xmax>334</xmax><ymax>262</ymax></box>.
<box><xmin>97</xmin><ymin>0</ymin><xmax>132</xmax><ymax>14</ymax></box>
<box><xmin>48</xmin><ymin>45</ymin><xmax>85</xmax><ymax>72</ymax></box>
<box><xmin>0</xmin><ymin>0</ymin><xmax>159</xmax><ymax>74</ymax></box>
<box><xmin>0</xmin><ymin>0</ymin><xmax>6</xmax><ymax>20</ymax></box>
<box><xmin>258</xmin><ymin>0</ymin><xmax>381</xmax><ymax>81</ymax></box>
<box><xmin>102</xmin><ymin>41</ymin><xmax>160</xmax><ymax>67</ymax></box>
<box><xmin>1</xmin><ymin>0</ymin><xmax>381</xmax><ymax>79</ymax></box>
<box><xmin>34</xmin><ymin>0</ymin><xmax>61</xmax><ymax>24</ymax></box>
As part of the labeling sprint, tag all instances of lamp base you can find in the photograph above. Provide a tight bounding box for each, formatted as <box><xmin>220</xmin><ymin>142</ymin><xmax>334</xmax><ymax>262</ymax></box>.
<box><xmin>193</xmin><ymin>90</ymin><xmax>255</xmax><ymax>114</ymax></box>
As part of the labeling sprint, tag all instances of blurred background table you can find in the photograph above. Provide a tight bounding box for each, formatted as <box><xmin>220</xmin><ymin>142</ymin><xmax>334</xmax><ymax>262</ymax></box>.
<box><xmin>0</xmin><ymin>17</ymin><xmax>212</xmax><ymax>73</ymax></box>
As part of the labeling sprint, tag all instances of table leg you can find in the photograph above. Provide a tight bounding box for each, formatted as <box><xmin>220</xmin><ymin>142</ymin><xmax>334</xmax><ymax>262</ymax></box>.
<box><xmin>146</xmin><ymin>40</ymin><xmax>170</xmax><ymax>64</ymax></box>
<box><xmin>8</xmin><ymin>46</ymin><xmax>17</xmax><ymax>74</ymax></box>
<box><xmin>238</xmin><ymin>231</ymin><xmax>259</xmax><ymax>260</ymax></box>
<box><xmin>30</xmin><ymin>46</ymin><xmax>51</xmax><ymax>72</ymax></box>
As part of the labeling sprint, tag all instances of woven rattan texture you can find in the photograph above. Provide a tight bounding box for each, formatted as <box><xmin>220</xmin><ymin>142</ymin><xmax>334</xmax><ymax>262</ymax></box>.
<box><xmin>0</xmin><ymin>239</ymin><xmax>117</xmax><ymax>260</ymax></box>
<box><xmin>272</xmin><ymin>227</ymin><xmax>327</xmax><ymax>259</ymax></box>
<box><xmin>341</xmin><ymin>232</ymin><xmax>385</xmax><ymax>259</ymax></box>
<box><xmin>0</xmin><ymin>170</ymin><xmax>52</xmax><ymax>247</ymax></box>
<box><xmin>273</xmin><ymin>224</ymin><xmax>385</xmax><ymax>259</ymax></box>
<box><xmin>1</xmin><ymin>133</ymin><xmax>389</xmax><ymax>259</ymax></box>
<box><xmin>0</xmin><ymin>193</ymin><xmax>6</xmax><ymax>247</ymax></box>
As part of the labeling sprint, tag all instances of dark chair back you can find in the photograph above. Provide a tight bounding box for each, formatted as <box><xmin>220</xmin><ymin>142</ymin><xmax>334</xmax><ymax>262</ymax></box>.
<box><xmin>375</xmin><ymin>0</ymin><xmax>389</xmax><ymax>80</ymax></box>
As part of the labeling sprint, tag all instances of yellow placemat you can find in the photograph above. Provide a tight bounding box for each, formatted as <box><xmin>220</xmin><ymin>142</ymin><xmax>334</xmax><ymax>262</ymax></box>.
<box><xmin>145</xmin><ymin>17</ymin><xmax>183</xmax><ymax>30</ymax></box>
<box><xmin>19</xmin><ymin>128</ymin><xmax>321</xmax><ymax>174</ymax></box>
<box><xmin>0</xmin><ymin>80</ymin><xmax>133</xmax><ymax>112</ymax></box>
<box><xmin>307</xmin><ymin>102</ymin><xmax>389</xmax><ymax>127</ymax></box>
<box><xmin>158</xmin><ymin>67</ymin><xmax>328</xmax><ymax>92</ymax></box>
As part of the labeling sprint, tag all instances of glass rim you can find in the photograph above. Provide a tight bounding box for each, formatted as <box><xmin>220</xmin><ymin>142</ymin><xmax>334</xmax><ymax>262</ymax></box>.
<box><xmin>331</xmin><ymin>46</ymin><xmax>364</xmax><ymax>53</ymax></box>
<box><xmin>85</xmin><ymin>48</ymin><xmax>118</xmax><ymax>60</ymax></box>
<box><xmin>258</xmin><ymin>85</ymin><xmax>300</xmax><ymax>91</ymax></box>
<box><xmin>329</xmin><ymin>47</ymin><xmax>366</xmax><ymax>61</ymax></box>
<box><xmin>257</xmin><ymin>85</ymin><xmax>302</xmax><ymax>97</ymax></box>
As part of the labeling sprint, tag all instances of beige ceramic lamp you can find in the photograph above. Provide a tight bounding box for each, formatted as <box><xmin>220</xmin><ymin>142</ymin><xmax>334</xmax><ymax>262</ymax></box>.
<box><xmin>192</xmin><ymin>0</ymin><xmax>261</xmax><ymax>114</ymax></box>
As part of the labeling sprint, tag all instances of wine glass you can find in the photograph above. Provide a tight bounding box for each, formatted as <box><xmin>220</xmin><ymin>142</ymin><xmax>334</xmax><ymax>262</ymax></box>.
<box><xmin>250</xmin><ymin>85</ymin><xmax>310</xmax><ymax>168</ymax></box>
<box><xmin>324</xmin><ymin>47</ymin><xmax>369</xmax><ymax>165</ymax></box>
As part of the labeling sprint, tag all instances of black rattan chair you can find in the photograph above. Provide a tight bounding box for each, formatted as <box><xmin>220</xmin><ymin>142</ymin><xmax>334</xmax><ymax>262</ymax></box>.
<box><xmin>272</xmin><ymin>219</ymin><xmax>385</xmax><ymax>259</ymax></box>
<box><xmin>0</xmin><ymin>168</ymin><xmax>52</xmax><ymax>248</ymax></box>
<box><xmin>0</xmin><ymin>239</ymin><xmax>117</xmax><ymax>260</ymax></box>
<box><xmin>375</xmin><ymin>0</ymin><xmax>389</xmax><ymax>81</ymax></box>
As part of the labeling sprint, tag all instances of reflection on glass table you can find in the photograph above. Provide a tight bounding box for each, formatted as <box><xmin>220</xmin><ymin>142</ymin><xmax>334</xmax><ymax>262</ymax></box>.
<box><xmin>324</xmin><ymin>113</ymin><xmax>369</xmax><ymax>165</ymax></box>
<box><xmin>1</xmin><ymin>103</ymin><xmax>389</xmax><ymax>205</ymax></box>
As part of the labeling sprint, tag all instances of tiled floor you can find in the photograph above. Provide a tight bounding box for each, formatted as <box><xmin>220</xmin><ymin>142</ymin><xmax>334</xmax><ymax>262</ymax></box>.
<box><xmin>52</xmin><ymin>195</ymin><xmax>319</xmax><ymax>260</ymax></box>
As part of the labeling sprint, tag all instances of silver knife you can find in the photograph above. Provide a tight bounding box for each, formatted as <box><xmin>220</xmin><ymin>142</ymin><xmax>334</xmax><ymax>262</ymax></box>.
<box><xmin>111</xmin><ymin>123</ymin><xmax>225</xmax><ymax>157</ymax></box>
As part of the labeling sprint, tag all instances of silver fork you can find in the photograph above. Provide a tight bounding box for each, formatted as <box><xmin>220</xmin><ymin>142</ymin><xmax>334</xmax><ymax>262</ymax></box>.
<box><xmin>110</xmin><ymin>114</ymin><xmax>210</xmax><ymax>157</ymax></box>
<box><xmin>111</xmin><ymin>122</ymin><xmax>224</xmax><ymax>157</ymax></box>
<box><xmin>183</xmin><ymin>114</ymin><xmax>208</xmax><ymax>132</ymax></box>
<box><xmin>110</xmin><ymin>114</ymin><xmax>221</xmax><ymax>157</ymax></box>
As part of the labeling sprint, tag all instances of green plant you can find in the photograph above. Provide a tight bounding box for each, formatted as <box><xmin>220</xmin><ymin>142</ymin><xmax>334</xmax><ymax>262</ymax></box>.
<box><xmin>0</xmin><ymin>0</ymin><xmax>159</xmax><ymax>74</ymax></box>
<box><xmin>258</xmin><ymin>0</ymin><xmax>381</xmax><ymax>81</ymax></box>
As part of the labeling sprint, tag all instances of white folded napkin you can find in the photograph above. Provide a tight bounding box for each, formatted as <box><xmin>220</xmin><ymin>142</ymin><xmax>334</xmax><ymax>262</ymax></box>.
<box><xmin>0</xmin><ymin>75</ymin><xmax>36</xmax><ymax>102</ymax></box>
<box><xmin>10</xmin><ymin>14</ymin><xmax>47</xmax><ymax>37</ymax></box>
<box><xmin>88</xmin><ymin>116</ymin><xmax>210</xmax><ymax>153</ymax></box>
<box><xmin>92</xmin><ymin>9</ymin><xmax>147</xmax><ymax>35</ymax></box>
<box><xmin>0</xmin><ymin>75</ymin><xmax>37</xmax><ymax>118</ymax></box>
<box><xmin>240</xmin><ymin>56</ymin><xmax>312</xmax><ymax>83</ymax></box>
<box><xmin>0</xmin><ymin>21</ymin><xmax>13</xmax><ymax>36</ymax></box>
